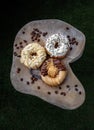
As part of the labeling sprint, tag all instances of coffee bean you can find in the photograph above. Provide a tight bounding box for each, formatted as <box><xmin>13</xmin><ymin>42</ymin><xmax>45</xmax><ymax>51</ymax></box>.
<box><xmin>20</xmin><ymin>78</ymin><xmax>23</xmax><ymax>81</ymax></box>
<box><xmin>75</xmin><ymin>88</ymin><xmax>78</xmax><ymax>91</ymax></box>
<box><xmin>47</xmin><ymin>92</ymin><xmax>51</xmax><ymax>95</ymax></box>
<box><xmin>27</xmin><ymin>81</ymin><xmax>30</xmax><ymax>85</ymax></box>
<box><xmin>66</xmin><ymin>27</ymin><xmax>69</xmax><ymax>30</ymax></box>
<box><xmin>66</xmin><ymin>85</ymin><xmax>70</xmax><ymax>88</ymax></box>
<box><xmin>79</xmin><ymin>91</ymin><xmax>82</xmax><ymax>95</ymax></box>
<box><xmin>60</xmin><ymin>92</ymin><xmax>66</xmax><ymax>96</ymax></box>
<box><xmin>37</xmin><ymin>86</ymin><xmax>40</xmax><ymax>89</ymax></box>
<box><xmin>55</xmin><ymin>91</ymin><xmax>58</xmax><ymax>94</ymax></box>
<box><xmin>75</xmin><ymin>84</ymin><xmax>78</xmax><ymax>87</ymax></box>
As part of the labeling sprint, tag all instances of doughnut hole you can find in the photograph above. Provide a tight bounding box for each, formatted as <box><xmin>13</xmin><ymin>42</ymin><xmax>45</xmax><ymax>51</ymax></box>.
<box><xmin>54</xmin><ymin>42</ymin><xmax>59</xmax><ymax>48</ymax></box>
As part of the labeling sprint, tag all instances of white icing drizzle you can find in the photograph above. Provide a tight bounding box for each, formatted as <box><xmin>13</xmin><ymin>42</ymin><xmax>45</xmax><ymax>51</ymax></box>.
<box><xmin>46</xmin><ymin>33</ymin><xmax>70</xmax><ymax>57</ymax></box>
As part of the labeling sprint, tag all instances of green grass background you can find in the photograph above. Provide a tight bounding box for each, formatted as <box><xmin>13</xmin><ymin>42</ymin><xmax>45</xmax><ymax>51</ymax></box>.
<box><xmin>0</xmin><ymin>0</ymin><xmax>94</xmax><ymax>129</ymax></box>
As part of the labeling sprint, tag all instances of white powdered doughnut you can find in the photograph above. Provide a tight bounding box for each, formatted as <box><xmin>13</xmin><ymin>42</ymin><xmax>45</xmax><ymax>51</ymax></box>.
<box><xmin>45</xmin><ymin>33</ymin><xmax>70</xmax><ymax>58</ymax></box>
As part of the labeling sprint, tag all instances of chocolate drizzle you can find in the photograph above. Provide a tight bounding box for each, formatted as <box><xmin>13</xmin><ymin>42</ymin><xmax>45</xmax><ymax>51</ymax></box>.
<box><xmin>41</xmin><ymin>58</ymin><xmax>66</xmax><ymax>76</ymax></box>
<box><xmin>41</xmin><ymin>61</ymin><xmax>48</xmax><ymax>76</ymax></box>
<box><xmin>53</xmin><ymin>59</ymin><xmax>66</xmax><ymax>71</ymax></box>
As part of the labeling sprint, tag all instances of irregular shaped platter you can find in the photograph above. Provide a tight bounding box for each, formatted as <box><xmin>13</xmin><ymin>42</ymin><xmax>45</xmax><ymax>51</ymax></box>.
<box><xmin>10</xmin><ymin>19</ymin><xmax>86</xmax><ymax>110</ymax></box>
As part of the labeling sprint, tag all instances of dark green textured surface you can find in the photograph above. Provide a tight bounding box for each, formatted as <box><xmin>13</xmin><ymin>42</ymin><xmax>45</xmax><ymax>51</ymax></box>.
<box><xmin>0</xmin><ymin>0</ymin><xmax>94</xmax><ymax>130</ymax></box>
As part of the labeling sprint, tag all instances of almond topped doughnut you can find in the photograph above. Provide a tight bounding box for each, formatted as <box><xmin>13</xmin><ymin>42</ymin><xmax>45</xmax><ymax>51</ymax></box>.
<box><xmin>41</xmin><ymin>58</ymin><xmax>67</xmax><ymax>87</ymax></box>
<box><xmin>20</xmin><ymin>43</ymin><xmax>46</xmax><ymax>69</ymax></box>
<box><xmin>45</xmin><ymin>33</ymin><xmax>70</xmax><ymax>58</ymax></box>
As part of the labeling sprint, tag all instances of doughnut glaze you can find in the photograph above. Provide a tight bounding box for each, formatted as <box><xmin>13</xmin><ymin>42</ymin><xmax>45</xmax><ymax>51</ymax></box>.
<box><xmin>45</xmin><ymin>33</ymin><xmax>70</xmax><ymax>58</ymax></box>
<box><xmin>41</xmin><ymin>58</ymin><xmax>67</xmax><ymax>86</ymax></box>
<box><xmin>20</xmin><ymin>43</ymin><xmax>46</xmax><ymax>69</ymax></box>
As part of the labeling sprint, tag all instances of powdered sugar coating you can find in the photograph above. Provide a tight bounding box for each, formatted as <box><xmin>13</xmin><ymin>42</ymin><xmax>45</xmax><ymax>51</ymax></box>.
<box><xmin>46</xmin><ymin>33</ymin><xmax>70</xmax><ymax>57</ymax></box>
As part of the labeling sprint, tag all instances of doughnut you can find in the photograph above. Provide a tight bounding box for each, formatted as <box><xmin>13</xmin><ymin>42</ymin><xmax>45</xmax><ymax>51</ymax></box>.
<box><xmin>41</xmin><ymin>58</ymin><xmax>67</xmax><ymax>86</ymax></box>
<box><xmin>45</xmin><ymin>33</ymin><xmax>70</xmax><ymax>58</ymax></box>
<box><xmin>20</xmin><ymin>43</ymin><xmax>46</xmax><ymax>69</ymax></box>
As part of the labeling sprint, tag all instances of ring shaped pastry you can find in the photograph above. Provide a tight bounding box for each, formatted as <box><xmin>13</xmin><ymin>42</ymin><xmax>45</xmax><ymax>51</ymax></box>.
<box><xmin>45</xmin><ymin>33</ymin><xmax>70</xmax><ymax>58</ymax></box>
<box><xmin>41</xmin><ymin>58</ymin><xmax>67</xmax><ymax>86</ymax></box>
<box><xmin>20</xmin><ymin>43</ymin><xmax>46</xmax><ymax>69</ymax></box>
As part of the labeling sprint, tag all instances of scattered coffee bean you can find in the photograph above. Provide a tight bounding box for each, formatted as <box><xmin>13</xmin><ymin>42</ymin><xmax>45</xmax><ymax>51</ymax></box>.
<box><xmin>20</xmin><ymin>45</ymin><xmax>23</xmax><ymax>48</ymax></box>
<box><xmin>75</xmin><ymin>88</ymin><xmax>78</xmax><ymax>91</ymax></box>
<box><xmin>37</xmin><ymin>39</ymin><xmax>40</xmax><ymax>42</ymax></box>
<box><xmin>59</xmin><ymin>86</ymin><xmax>62</xmax><ymax>89</ymax></box>
<box><xmin>24</xmin><ymin>40</ymin><xmax>27</xmax><ymax>43</ymax></box>
<box><xmin>79</xmin><ymin>91</ymin><xmax>82</xmax><ymax>95</ymax></box>
<box><xmin>48</xmin><ymin>92</ymin><xmax>51</xmax><ymax>95</ymax></box>
<box><xmin>76</xmin><ymin>42</ymin><xmax>78</xmax><ymax>45</ymax></box>
<box><xmin>72</xmin><ymin>37</ymin><xmax>76</xmax><ymax>41</ymax></box>
<box><xmin>19</xmin><ymin>42</ymin><xmax>22</xmax><ymax>45</ymax></box>
<box><xmin>67</xmin><ymin>35</ymin><xmax>70</xmax><ymax>38</ymax></box>
<box><xmin>14</xmin><ymin>52</ymin><xmax>17</xmax><ymax>56</ymax></box>
<box><xmin>43</xmin><ymin>32</ymin><xmax>48</xmax><ymax>36</ymax></box>
<box><xmin>18</xmin><ymin>68</ymin><xmax>21</xmax><ymax>71</ymax></box>
<box><xmin>17</xmin><ymin>68</ymin><xmax>21</xmax><ymax>73</ymax></box>
<box><xmin>17</xmin><ymin>55</ymin><xmax>21</xmax><ymax>58</ymax></box>
<box><xmin>69</xmin><ymin>38</ymin><xmax>71</xmax><ymax>42</ymax></box>
<box><xmin>33</xmin><ymin>28</ymin><xmax>39</xmax><ymax>32</ymax></box>
<box><xmin>70</xmin><ymin>47</ymin><xmax>73</xmax><ymax>51</ymax></box>
<box><xmin>20</xmin><ymin>78</ymin><xmax>23</xmax><ymax>81</ymax></box>
<box><xmin>66</xmin><ymin>27</ymin><xmax>69</xmax><ymax>30</ymax></box>
<box><xmin>60</xmin><ymin>92</ymin><xmax>66</xmax><ymax>96</ymax></box>
<box><xmin>31</xmin><ymin>80</ymin><xmax>34</xmax><ymax>84</ymax></box>
<box><xmin>37</xmin><ymin>86</ymin><xmax>40</xmax><ymax>89</ymax></box>
<box><xmin>68</xmin><ymin>36</ymin><xmax>79</xmax><ymax>51</ymax></box>
<box><xmin>55</xmin><ymin>91</ymin><xmax>58</xmax><ymax>94</ymax></box>
<box><xmin>15</xmin><ymin>44</ymin><xmax>17</xmax><ymax>47</ymax></box>
<box><xmin>66</xmin><ymin>85</ymin><xmax>70</xmax><ymax>88</ymax></box>
<box><xmin>16</xmin><ymin>47</ymin><xmax>19</xmax><ymax>49</ymax></box>
<box><xmin>22</xmin><ymin>31</ymin><xmax>25</xmax><ymax>34</ymax></box>
<box><xmin>75</xmin><ymin>84</ymin><xmax>78</xmax><ymax>87</ymax></box>
<box><xmin>27</xmin><ymin>81</ymin><xmax>30</xmax><ymax>85</ymax></box>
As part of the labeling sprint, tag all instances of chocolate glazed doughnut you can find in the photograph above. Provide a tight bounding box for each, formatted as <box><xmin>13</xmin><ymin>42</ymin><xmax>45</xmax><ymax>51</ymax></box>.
<box><xmin>41</xmin><ymin>58</ymin><xmax>67</xmax><ymax>87</ymax></box>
